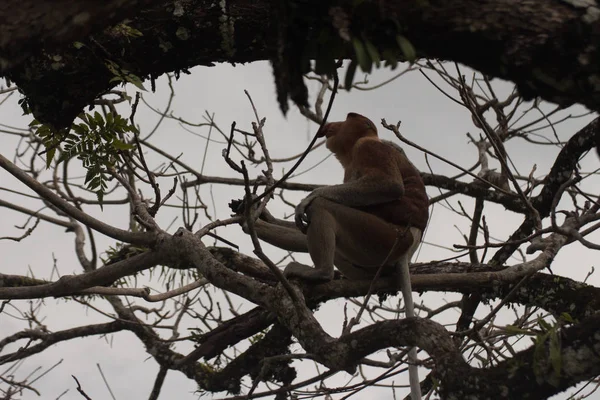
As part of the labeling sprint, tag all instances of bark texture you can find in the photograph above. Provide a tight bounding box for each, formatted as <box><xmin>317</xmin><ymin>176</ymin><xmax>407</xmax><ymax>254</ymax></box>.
<box><xmin>0</xmin><ymin>0</ymin><xmax>164</xmax><ymax>69</ymax></box>
<box><xmin>2</xmin><ymin>0</ymin><xmax>600</xmax><ymax>127</ymax></box>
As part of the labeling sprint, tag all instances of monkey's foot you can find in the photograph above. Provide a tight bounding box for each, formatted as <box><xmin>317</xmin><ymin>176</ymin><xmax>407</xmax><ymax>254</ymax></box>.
<box><xmin>283</xmin><ymin>262</ymin><xmax>334</xmax><ymax>282</ymax></box>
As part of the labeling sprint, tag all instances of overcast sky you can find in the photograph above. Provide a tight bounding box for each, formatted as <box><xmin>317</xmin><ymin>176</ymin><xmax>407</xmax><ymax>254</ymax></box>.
<box><xmin>1</xmin><ymin>61</ymin><xmax>598</xmax><ymax>399</ymax></box>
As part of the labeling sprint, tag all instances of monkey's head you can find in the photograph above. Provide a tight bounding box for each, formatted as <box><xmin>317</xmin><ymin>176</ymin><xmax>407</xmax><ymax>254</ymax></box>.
<box><xmin>318</xmin><ymin>113</ymin><xmax>378</xmax><ymax>155</ymax></box>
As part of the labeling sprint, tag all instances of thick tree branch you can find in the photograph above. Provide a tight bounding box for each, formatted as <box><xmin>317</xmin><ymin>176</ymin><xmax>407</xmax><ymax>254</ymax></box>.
<box><xmin>492</xmin><ymin>117</ymin><xmax>600</xmax><ymax>264</ymax></box>
<box><xmin>176</xmin><ymin>306</ymin><xmax>276</xmax><ymax>365</ymax></box>
<box><xmin>340</xmin><ymin>313</ymin><xmax>600</xmax><ymax>399</ymax></box>
<box><xmin>167</xmin><ymin>228</ymin><xmax>600</xmax><ymax>398</ymax></box>
<box><xmin>0</xmin><ymin>0</ymin><xmax>164</xmax><ymax>70</ymax></box>
<box><xmin>0</xmin><ymin>250</ymin><xmax>162</xmax><ymax>299</ymax></box>
<box><xmin>5</xmin><ymin>0</ymin><xmax>600</xmax><ymax>127</ymax></box>
<box><xmin>0</xmin><ymin>321</ymin><xmax>125</xmax><ymax>364</ymax></box>
<box><xmin>2</xmin><ymin>233</ymin><xmax>599</xmax><ymax>397</ymax></box>
<box><xmin>0</xmin><ymin>154</ymin><xmax>156</xmax><ymax>245</ymax></box>
<box><xmin>0</xmin><ymin>198</ymin><xmax>74</xmax><ymax>228</ymax></box>
<box><xmin>208</xmin><ymin>322</ymin><xmax>295</xmax><ymax>393</ymax></box>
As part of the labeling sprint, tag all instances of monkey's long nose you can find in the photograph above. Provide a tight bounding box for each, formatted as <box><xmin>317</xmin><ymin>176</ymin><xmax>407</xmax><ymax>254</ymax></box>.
<box><xmin>317</xmin><ymin>123</ymin><xmax>332</xmax><ymax>138</ymax></box>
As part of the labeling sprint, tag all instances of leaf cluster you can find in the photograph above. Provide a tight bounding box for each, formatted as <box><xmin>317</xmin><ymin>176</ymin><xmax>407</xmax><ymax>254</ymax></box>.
<box><xmin>32</xmin><ymin>111</ymin><xmax>137</xmax><ymax>205</ymax></box>
<box><xmin>272</xmin><ymin>0</ymin><xmax>419</xmax><ymax>112</ymax></box>
<box><xmin>531</xmin><ymin>313</ymin><xmax>574</xmax><ymax>386</ymax></box>
<box><xmin>506</xmin><ymin>313</ymin><xmax>575</xmax><ymax>387</ymax></box>
<box><xmin>105</xmin><ymin>59</ymin><xmax>146</xmax><ymax>91</ymax></box>
<box><xmin>341</xmin><ymin>2</ymin><xmax>417</xmax><ymax>88</ymax></box>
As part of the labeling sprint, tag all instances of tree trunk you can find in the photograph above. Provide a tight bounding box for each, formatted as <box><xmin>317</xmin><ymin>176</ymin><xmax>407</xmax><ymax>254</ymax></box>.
<box><xmin>3</xmin><ymin>1</ymin><xmax>599</xmax><ymax>128</ymax></box>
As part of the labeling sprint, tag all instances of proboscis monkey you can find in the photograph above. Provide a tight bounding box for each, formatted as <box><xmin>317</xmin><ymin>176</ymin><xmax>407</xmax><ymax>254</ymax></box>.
<box><xmin>241</xmin><ymin>112</ymin><xmax>428</xmax><ymax>400</ymax></box>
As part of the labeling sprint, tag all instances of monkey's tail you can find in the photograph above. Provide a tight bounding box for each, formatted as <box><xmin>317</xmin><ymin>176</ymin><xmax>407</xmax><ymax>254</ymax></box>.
<box><xmin>396</xmin><ymin>227</ymin><xmax>423</xmax><ymax>400</ymax></box>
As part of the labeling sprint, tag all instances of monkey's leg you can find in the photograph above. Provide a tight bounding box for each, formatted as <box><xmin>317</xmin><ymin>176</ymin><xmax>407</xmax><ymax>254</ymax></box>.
<box><xmin>258</xmin><ymin>208</ymin><xmax>297</xmax><ymax>230</ymax></box>
<box><xmin>253</xmin><ymin>219</ymin><xmax>309</xmax><ymax>253</ymax></box>
<box><xmin>331</xmin><ymin>255</ymin><xmax>379</xmax><ymax>280</ymax></box>
<box><xmin>283</xmin><ymin>198</ymin><xmax>337</xmax><ymax>280</ymax></box>
<box><xmin>285</xmin><ymin>197</ymin><xmax>412</xmax><ymax>281</ymax></box>
<box><xmin>396</xmin><ymin>227</ymin><xmax>423</xmax><ymax>400</ymax></box>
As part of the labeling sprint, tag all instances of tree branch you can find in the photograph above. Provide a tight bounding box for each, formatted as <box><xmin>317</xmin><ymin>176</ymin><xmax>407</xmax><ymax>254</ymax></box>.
<box><xmin>6</xmin><ymin>0</ymin><xmax>600</xmax><ymax>127</ymax></box>
<box><xmin>0</xmin><ymin>322</ymin><xmax>125</xmax><ymax>364</ymax></box>
<box><xmin>0</xmin><ymin>154</ymin><xmax>156</xmax><ymax>245</ymax></box>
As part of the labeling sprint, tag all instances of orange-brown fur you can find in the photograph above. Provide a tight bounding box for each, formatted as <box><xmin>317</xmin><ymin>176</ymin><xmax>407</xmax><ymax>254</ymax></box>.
<box><xmin>249</xmin><ymin>112</ymin><xmax>427</xmax><ymax>399</ymax></box>
<box><xmin>329</xmin><ymin>113</ymin><xmax>429</xmax><ymax>232</ymax></box>
<box><xmin>252</xmin><ymin>112</ymin><xmax>429</xmax><ymax>280</ymax></box>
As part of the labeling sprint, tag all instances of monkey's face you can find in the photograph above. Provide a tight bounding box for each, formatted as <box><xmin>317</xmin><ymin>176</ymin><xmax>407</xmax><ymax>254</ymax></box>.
<box><xmin>319</xmin><ymin>113</ymin><xmax>378</xmax><ymax>155</ymax></box>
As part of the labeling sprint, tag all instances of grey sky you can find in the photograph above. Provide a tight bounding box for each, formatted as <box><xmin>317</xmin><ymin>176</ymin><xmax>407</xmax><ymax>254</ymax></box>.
<box><xmin>1</xmin><ymin>61</ymin><xmax>598</xmax><ymax>399</ymax></box>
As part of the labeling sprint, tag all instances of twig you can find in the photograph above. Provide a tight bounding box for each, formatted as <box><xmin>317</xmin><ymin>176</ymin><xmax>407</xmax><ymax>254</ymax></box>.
<box><xmin>380</xmin><ymin>121</ymin><xmax>511</xmax><ymax>194</ymax></box>
<box><xmin>252</xmin><ymin>64</ymin><xmax>341</xmax><ymax>204</ymax></box>
<box><xmin>72</xmin><ymin>376</ymin><xmax>92</xmax><ymax>400</ymax></box>
<box><xmin>0</xmin><ymin>154</ymin><xmax>154</xmax><ymax>245</ymax></box>
<box><xmin>96</xmin><ymin>363</ymin><xmax>116</xmax><ymax>400</ymax></box>
<box><xmin>342</xmin><ymin>228</ymin><xmax>408</xmax><ymax>335</ymax></box>
<box><xmin>148</xmin><ymin>367</ymin><xmax>168</xmax><ymax>400</ymax></box>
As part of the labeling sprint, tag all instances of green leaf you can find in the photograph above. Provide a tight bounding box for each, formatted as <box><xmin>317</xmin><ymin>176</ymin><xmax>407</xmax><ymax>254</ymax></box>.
<box><xmin>560</xmin><ymin>312</ymin><xmax>574</xmax><ymax>323</ymax></box>
<box><xmin>105</xmin><ymin>60</ymin><xmax>119</xmax><ymax>75</ymax></box>
<box><xmin>549</xmin><ymin>330</ymin><xmax>561</xmax><ymax>382</ymax></box>
<box><xmin>363</xmin><ymin>38</ymin><xmax>381</xmax><ymax>68</ymax></box>
<box><xmin>344</xmin><ymin>60</ymin><xmax>358</xmax><ymax>91</ymax></box>
<box><xmin>352</xmin><ymin>37</ymin><xmax>371</xmax><ymax>73</ymax></box>
<box><xmin>93</xmin><ymin>111</ymin><xmax>103</xmax><ymax>126</ymax></box>
<box><xmin>125</xmin><ymin>74</ymin><xmax>146</xmax><ymax>91</ymax></box>
<box><xmin>85</xmin><ymin>169</ymin><xmax>95</xmax><ymax>184</ymax></box>
<box><xmin>396</xmin><ymin>35</ymin><xmax>416</xmax><ymax>63</ymax></box>
<box><xmin>538</xmin><ymin>318</ymin><xmax>552</xmax><ymax>332</ymax></box>
<box><xmin>96</xmin><ymin>190</ymin><xmax>104</xmax><ymax>209</ymax></box>
<box><xmin>382</xmin><ymin>49</ymin><xmax>398</xmax><ymax>70</ymax></box>
<box><xmin>120</xmin><ymin>25</ymin><xmax>143</xmax><ymax>38</ymax></box>
<box><xmin>100</xmin><ymin>129</ymin><xmax>113</xmax><ymax>141</ymax></box>
<box><xmin>532</xmin><ymin>334</ymin><xmax>547</xmax><ymax>383</ymax></box>
<box><xmin>389</xmin><ymin>18</ymin><xmax>402</xmax><ymax>31</ymax></box>
<box><xmin>46</xmin><ymin>148</ymin><xmax>56</xmax><ymax>168</ymax></box>
<box><xmin>129</xmin><ymin>125</ymin><xmax>140</xmax><ymax>135</ymax></box>
<box><xmin>89</xmin><ymin>176</ymin><xmax>102</xmax><ymax>189</ymax></box>
<box><xmin>503</xmin><ymin>325</ymin><xmax>531</xmax><ymax>335</ymax></box>
<box><xmin>112</xmin><ymin>138</ymin><xmax>135</xmax><ymax>151</ymax></box>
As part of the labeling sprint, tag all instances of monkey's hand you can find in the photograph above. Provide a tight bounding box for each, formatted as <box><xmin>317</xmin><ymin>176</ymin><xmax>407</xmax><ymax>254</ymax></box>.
<box><xmin>295</xmin><ymin>192</ymin><xmax>319</xmax><ymax>233</ymax></box>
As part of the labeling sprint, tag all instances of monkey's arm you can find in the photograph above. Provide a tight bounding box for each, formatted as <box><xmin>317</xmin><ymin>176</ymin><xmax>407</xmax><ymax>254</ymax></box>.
<box><xmin>311</xmin><ymin>140</ymin><xmax>404</xmax><ymax>204</ymax></box>
<box><xmin>230</xmin><ymin>197</ymin><xmax>298</xmax><ymax>230</ymax></box>
<box><xmin>296</xmin><ymin>141</ymin><xmax>404</xmax><ymax>229</ymax></box>
<box><xmin>295</xmin><ymin>176</ymin><xmax>403</xmax><ymax>231</ymax></box>
<box><xmin>306</xmin><ymin>174</ymin><xmax>403</xmax><ymax>205</ymax></box>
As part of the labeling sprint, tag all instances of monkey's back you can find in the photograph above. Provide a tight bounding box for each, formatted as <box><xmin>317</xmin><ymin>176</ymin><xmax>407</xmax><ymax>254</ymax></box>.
<box><xmin>359</xmin><ymin>177</ymin><xmax>429</xmax><ymax>230</ymax></box>
<box><xmin>357</xmin><ymin>142</ymin><xmax>429</xmax><ymax>231</ymax></box>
